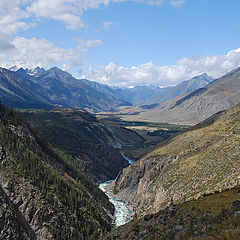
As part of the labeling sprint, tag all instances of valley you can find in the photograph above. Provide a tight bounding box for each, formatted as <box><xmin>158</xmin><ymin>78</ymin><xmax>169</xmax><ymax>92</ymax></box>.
<box><xmin>0</xmin><ymin>65</ymin><xmax>239</xmax><ymax>240</ymax></box>
<box><xmin>1</xmin><ymin>1</ymin><xmax>240</xmax><ymax>239</ymax></box>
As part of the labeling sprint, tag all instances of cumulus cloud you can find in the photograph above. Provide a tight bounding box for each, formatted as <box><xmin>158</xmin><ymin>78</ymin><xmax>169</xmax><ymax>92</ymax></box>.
<box><xmin>0</xmin><ymin>0</ymin><xmax>177</xmax><ymax>34</ymax></box>
<box><xmin>27</xmin><ymin>0</ymin><xmax>166</xmax><ymax>29</ymax></box>
<box><xmin>82</xmin><ymin>48</ymin><xmax>240</xmax><ymax>87</ymax></box>
<box><xmin>0</xmin><ymin>37</ymin><xmax>84</xmax><ymax>70</ymax></box>
<box><xmin>0</xmin><ymin>0</ymin><xmax>32</xmax><ymax>35</ymax></box>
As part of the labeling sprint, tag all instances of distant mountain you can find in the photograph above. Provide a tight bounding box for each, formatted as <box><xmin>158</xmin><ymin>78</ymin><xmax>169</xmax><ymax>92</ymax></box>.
<box><xmin>24</xmin><ymin>66</ymin><xmax>45</xmax><ymax>76</ymax></box>
<box><xmin>129</xmin><ymin>68</ymin><xmax>240</xmax><ymax>124</ymax></box>
<box><xmin>0</xmin><ymin>66</ymin><xmax>219</xmax><ymax>114</ymax></box>
<box><xmin>27</xmin><ymin>67</ymin><xmax>129</xmax><ymax>111</ymax></box>
<box><xmin>0</xmin><ymin>67</ymin><xmax>51</xmax><ymax>108</ymax></box>
<box><xmin>115</xmin><ymin>85</ymin><xmax>167</xmax><ymax>105</ymax></box>
<box><xmin>146</xmin><ymin>73</ymin><xmax>214</xmax><ymax>105</ymax></box>
<box><xmin>1</xmin><ymin>66</ymin><xmax>130</xmax><ymax>111</ymax></box>
<box><xmin>81</xmin><ymin>80</ymin><xmax>166</xmax><ymax>105</ymax></box>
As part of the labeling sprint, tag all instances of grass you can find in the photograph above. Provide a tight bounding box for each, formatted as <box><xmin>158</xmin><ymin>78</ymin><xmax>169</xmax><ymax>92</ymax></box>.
<box><xmin>101</xmin><ymin>186</ymin><xmax>240</xmax><ymax>240</ymax></box>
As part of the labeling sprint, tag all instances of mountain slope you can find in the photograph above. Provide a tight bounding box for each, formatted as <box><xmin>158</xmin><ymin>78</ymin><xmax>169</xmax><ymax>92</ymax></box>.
<box><xmin>149</xmin><ymin>73</ymin><xmax>214</xmax><ymax>104</ymax></box>
<box><xmin>111</xmin><ymin>103</ymin><xmax>240</xmax><ymax>217</ymax></box>
<box><xmin>28</xmin><ymin>67</ymin><xmax>128</xmax><ymax>111</ymax></box>
<box><xmin>19</xmin><ymin>108</ymin><xmax>144</xmax><ymax>183</ymax></box>
<box><xmin>0</xmin><ymin>68</ymin><xmax>51</xmax><ymax>108</ymax></box>
<box><xmin>133</xmin><ymin>68</ymin><xmax>240</xmax><ymax>124</ymax></box>
<box><xmin>115</xmin><ymin>85</ymin><xmax>166</xmax><ymax>105</ymax></box>
<box><xmin>102</xmin><ymin>187</ymin><xmax>240</xmax><ymax>240</ymax></box>
<box><xmin>0</xmin><ymin>103</ymin><xmax>114</xmax><ymax>239</ymax></box>
<box><xmin>146</xmin><ymin>73</ymin><xmax>214</xmax><ymax>105</ymax></box>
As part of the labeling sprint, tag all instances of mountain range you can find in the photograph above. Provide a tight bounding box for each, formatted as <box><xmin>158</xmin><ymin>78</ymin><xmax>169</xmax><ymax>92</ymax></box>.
<box><xmin>130</xmin><ymin>67</ymin><xmax>240</xmax><ymax>124</ymax></box>
<box><xmin>0</xmin><ymin>63</ymin><xmax>240</xmax><ymax>240</ymax></box>
<box><xmin>16</xmin><ymin>67</ymin><xmax>128</xmax><ymax>111</ymax></box>
<box><xmin>145</xmin><ymin>73</ymin><xmax>214</xmax><ymax>105</ymax></box>
<box><xmin>0</xmin><ymin>67</ymin><xmax>51</xmax><ymax>108</ymax></box>
<box><xmin>0</xmin><ymin>66</ymin><xmax>216</xmax><ymax>115</ymax></box>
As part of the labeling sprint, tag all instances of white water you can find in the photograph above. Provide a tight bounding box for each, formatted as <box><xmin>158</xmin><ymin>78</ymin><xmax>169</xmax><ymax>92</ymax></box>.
<box><xmin>99</xmin><ymin>180</ymin><xmax>132</xmax><ymax>227</ymax></box>
<box><xmin>121</xmin><ymin>154</ymin><xmax>134</xmax><ymax>165</ymax></box>
<box><xmin>99</xmin><ymin>154</ymin><xmax>134</xmax><ymax>227</ymax></box>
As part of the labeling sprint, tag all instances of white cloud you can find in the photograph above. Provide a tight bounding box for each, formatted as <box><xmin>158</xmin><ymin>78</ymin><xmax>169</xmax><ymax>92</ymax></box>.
<box><xmin>0</xmin><ymin>37</ymin><xmax>84</xmax><ymax>71</ymax></box>
<box><xmin>102</xmin><ymin>21</ymin><xmax>115</xmax><ymax>30</ymax></box>
<box><xmin>170</xmin><ymin>0</ymin><xmax>184</xmax><ymax>7</ymax></box>
<box><xmin>75</xmin><ymin>38</ymin><xmax>104</xmax><ymax>52</ymax></box>
<box><xmin>0</xmin><ymin>0</ymin><xmax>175</xmax><ymax>34</ymax></box>
<box><xmin>113</xmin><ymin>0</ymin><xmax>163</xmax><ymax>6</ymax></box>
<box><xmin>0</xmin><ymin>0</ymin><xmax>32</xmax><ymax>35</ymax></box>
<box><xmin>0</xmin><ymin>33</ymin><xmax>15</xmax><ymax>51</ymax></box>
<box><xmin>82</xmin><ymin>48</ymin><xmax>240</xmax><ymax>87</ymax></box>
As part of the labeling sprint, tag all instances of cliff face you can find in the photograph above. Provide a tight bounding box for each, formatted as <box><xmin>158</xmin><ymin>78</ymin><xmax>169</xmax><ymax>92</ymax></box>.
<box><xmin>0</xmin><ymin>104</ymin><xmax>114</xmax><ymax>239</ymax></box>
<box><xmin>112</xmin><ymin>103</ymin><xmax>240</xmax><ymax>217</ymax></box>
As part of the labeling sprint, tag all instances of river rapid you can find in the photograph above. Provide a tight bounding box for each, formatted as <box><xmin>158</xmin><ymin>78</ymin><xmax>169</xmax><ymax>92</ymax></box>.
<box><xmin>99</xmin><ymin>154</ymin><xmax>133</xmax><ymax>227</ymax></box>
<box><xmin>99</xmin><ymin>180</ymin><xmax>132</xmax><ymax>227</ymax></box>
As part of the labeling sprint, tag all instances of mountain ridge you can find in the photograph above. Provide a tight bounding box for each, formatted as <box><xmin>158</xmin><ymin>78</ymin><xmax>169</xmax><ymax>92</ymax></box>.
<box><xmin>118</xmin><ymin>67</ymin><xmax>240</xmax><ymax>124</ymax></box>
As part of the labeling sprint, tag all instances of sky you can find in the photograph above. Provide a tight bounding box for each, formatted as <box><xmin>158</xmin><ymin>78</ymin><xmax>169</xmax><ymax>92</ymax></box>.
<box><xmin>0</xmin><ymin>0</ymin><xmax>240</xmax><ymax>87</ymax></box>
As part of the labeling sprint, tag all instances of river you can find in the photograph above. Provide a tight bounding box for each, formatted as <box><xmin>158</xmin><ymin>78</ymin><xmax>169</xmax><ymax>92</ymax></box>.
<box><xmin>121</xmin><ymin>153</ymin><xmax>134</xmax><ymax>165</ymax></box>
<box><xmin>99</xmin><ymin>154</ymin><xmax>133</xmax><ymax>227</ymax></box>
<box><xmin>99</xmin><ymin>180</ymin><xmax>132</xmax><ymax>227</ymax></box>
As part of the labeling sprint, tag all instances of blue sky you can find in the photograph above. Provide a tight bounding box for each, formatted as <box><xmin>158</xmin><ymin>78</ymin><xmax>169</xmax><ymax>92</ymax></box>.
<box><xmin>1</xmin><ymin>0</ymin><xmax>240</xmax><ymax>87</ymax></box>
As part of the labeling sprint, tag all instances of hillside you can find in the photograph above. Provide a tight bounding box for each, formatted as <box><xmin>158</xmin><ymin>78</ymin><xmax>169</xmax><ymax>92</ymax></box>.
<box><xmin>0</xmin><ymin>103</ymin><xmax>114</xmax><ymax>239</ymax></box>
<box><xmin>124</xmin><ymin>68</ymin><xmax>240</xmax><ymax>124</ymax></box>
<box><xmin>19</xmin><ymin>108</ymin><xmax>144</xmax><ymax>183</ymax></box>
<box><xmin>0</xmin><ymin>67</ymin><xmax>51</xmax><ymax>108</ymax></box>
<box><xmin>111</xmin><ymin>103</ymin><xmax>240</xmax><ymax>217</ymax></box>
<box><xmin>101</xmin><ymin>187</ymin><xmax>240</xmax><ymax>239</ymax></box>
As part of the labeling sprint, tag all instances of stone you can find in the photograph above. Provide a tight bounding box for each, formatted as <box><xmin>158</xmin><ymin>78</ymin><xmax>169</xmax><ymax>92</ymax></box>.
<box><xmin>175</xmin><ymin>225</ymin><xmax>183</xmax><ymax>231</ymax></box>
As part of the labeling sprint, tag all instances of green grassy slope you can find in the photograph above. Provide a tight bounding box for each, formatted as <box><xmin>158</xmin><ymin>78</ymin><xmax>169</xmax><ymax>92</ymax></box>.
<box><xmin>101</xmin><ymin>187</ymin><xmax>240</xmax><ymax>240</ymax></box>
